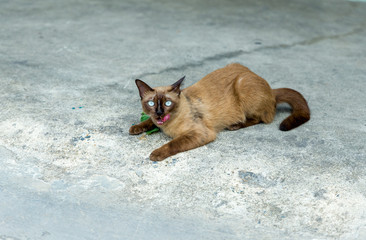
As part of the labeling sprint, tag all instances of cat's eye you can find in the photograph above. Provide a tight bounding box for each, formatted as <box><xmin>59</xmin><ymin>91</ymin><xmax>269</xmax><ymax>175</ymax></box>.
<box><xmin>147</xmin><ymin>100</ymin><xmax>155</xmax><ymax>107</ymax></box>
<box><xmin>165</xmin><ymin>100</ymin><xmax>172</xmax><ymax>107</ymax></box>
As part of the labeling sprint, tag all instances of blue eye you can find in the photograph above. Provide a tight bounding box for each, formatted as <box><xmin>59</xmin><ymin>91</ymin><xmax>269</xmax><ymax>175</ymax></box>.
<box><xmin>148</xmin><ymin>101</ymin><xmax>155</xmax><ymax>107</ymax></box>
<box><xmin>165</xmin><ymin>100</ymin><xmax>172</xmax><ymax>107</ymax></box>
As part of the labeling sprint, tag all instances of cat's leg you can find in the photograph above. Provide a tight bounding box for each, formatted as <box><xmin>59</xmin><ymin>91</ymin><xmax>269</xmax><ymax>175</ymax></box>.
<box><xmin>150</xmin><ymin>130</ymin><xmax>216</xmax><ymax>161</ymax></box>
<box><xmin>129</xmin><ymin>118</ymin><xmax>156</xmax><ymax>135</ymax></box>
<box><xmin>226</xmin><ymin>118</ymin><xmax>261</xmax><ymax>130</ymax></box>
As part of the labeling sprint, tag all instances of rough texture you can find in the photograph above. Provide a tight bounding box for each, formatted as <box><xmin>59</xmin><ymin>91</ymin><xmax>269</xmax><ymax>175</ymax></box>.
<box><xmin>1</xmin><ymin>0</ymin><xmax>366</xmax><ymax>239</ymax></box>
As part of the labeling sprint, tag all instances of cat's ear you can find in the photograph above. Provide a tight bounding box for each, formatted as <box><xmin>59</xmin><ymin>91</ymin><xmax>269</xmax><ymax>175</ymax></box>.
<box><xmin>135</xmin><ymin>79</ymin><xmax>154</xmax><ymax>99</ymax></box>
<box><xmin>170</xmin><ymin>76</ymin><xmax>185</xmax><ymax>95</ymax></box>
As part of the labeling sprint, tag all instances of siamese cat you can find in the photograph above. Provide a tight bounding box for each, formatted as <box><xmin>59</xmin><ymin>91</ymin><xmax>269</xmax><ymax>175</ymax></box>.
<box><xmin>129</xmin><ymin>63</ymin><xmax>310</xmax><ymax>161</ymax></box>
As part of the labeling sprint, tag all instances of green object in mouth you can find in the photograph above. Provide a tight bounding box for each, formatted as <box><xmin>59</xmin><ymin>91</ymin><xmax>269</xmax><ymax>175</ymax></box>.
<box><xmin>140</xmin><ymin>112</ymin><xmax>160</xmax><ymax>135</ymax></box>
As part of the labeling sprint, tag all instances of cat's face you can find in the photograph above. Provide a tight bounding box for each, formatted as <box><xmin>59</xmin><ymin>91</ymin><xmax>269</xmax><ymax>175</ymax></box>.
<box><xmin>135</xmin><ymin>77</ymin><xmax>185</xmax><ymax>126</ymax></box>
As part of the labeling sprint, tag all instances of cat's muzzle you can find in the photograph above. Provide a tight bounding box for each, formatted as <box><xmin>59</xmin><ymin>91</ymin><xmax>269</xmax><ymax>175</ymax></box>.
<box><xmin>156</xmin><ymin>114</ymin><xmax>170</xmax><ymax>125</ymax></box>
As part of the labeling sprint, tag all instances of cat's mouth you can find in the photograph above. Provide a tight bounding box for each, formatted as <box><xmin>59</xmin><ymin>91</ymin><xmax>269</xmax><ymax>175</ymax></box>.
<box><xmin>156</xmin><ymin>114</ymin><xmax>170</xmax><ymax>125</ymax></box>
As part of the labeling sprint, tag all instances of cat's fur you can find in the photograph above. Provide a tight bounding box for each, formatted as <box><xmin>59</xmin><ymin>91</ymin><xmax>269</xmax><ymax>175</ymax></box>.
<box><xmin>130</xmin><ymin>63</ymin><xmax>310</xmax><ymax>161</ymax></box>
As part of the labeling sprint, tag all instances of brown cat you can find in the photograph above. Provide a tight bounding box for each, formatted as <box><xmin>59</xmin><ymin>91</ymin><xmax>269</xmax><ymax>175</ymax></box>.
<box><xmin>129</xmin><ymin>63</ymin><xmax>310</xmax><ymax>161</ymax></box>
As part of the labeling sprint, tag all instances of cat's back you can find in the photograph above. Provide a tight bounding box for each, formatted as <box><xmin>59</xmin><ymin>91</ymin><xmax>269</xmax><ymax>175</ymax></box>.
<box><xmin>184</xmin><ymin>63</ymin><xmax>251</xmax><ymax>99</ymax></box>
<box><xmin>193</xmin><ymin>63</ymin><xmax>249</xmax><ymax>88</ymax></box>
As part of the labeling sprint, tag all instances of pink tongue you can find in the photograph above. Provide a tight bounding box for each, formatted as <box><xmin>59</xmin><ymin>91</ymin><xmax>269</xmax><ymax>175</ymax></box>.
<box><xmin>163</xmin><ymin>114</ymin><xmax>170</xmax><ymax>122</ymax></box>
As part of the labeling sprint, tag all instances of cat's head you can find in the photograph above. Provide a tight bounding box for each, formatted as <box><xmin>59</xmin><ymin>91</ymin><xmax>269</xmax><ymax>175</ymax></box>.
<box><xmin>135</xmin><ymin>76</ymin><xmax>185</xmax><ymax>126</ymax></box>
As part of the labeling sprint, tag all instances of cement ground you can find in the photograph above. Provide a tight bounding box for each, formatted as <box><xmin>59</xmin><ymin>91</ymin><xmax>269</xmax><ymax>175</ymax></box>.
<box><xmin>1</xmin><ymin>0</ymin><xmax>366</xmax><ymax>239</ymax></box>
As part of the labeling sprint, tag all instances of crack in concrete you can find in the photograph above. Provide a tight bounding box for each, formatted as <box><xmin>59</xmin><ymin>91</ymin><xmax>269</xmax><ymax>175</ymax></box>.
<box><xmin>258</xmin><ymin>26</ymin><xmax>365</xmax><ymax>52</ymax></box>
<box><xmin>135</xmin><ymin>50</ymin><xmax>246</xmax><ymax>79</ymax></box>
<box><xmin>135</xmin><ymin>26</ymin><xmax>365</xmax><ymax>80</ymax></box>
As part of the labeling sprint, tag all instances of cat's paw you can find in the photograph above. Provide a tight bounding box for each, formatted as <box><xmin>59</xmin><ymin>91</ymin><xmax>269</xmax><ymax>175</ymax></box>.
<box><xmin>150</xmin><ymin>148</ymin><xmax>169</xmax><ymax>161</ymax></box>
<box><xmin>129</xmin><ymin>124</ymin><xmax>144</xmax><ymax>135</ymax></box>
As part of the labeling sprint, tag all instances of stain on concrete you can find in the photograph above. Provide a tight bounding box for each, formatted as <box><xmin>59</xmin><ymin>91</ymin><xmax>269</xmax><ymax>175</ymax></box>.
<box><xmin>238</xmin><ymin>171</ymin><xmax>277</xmax><ymax>188</ymax></box>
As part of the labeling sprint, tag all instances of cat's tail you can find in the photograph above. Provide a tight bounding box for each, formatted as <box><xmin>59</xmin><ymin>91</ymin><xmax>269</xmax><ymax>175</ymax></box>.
<box><xmin>272</xmin><ymin>88</ymin><xmax>310</xmax><ymax>131</ymax></box>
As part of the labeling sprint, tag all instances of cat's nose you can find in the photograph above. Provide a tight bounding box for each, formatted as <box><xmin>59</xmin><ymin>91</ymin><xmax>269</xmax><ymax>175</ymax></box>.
<box><xmin>156</xmin><ymin>109</ymin><xmax>164</xmax><ymax>116</ymax></box>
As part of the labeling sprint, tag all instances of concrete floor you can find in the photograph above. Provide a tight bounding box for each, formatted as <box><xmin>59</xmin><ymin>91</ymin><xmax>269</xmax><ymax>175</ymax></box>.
<box><xmin>1</xmin><ymin>0</ymin><xmax>366</xmax><ymax>239</ymax></box>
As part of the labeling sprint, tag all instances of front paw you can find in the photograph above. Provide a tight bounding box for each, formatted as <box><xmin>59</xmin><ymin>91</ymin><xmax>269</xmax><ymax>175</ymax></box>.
<box><xmin>129</xmin><ymin>124</ymin><xmax>144</xmax><ymax>135</ymax></box>
<box><xmin>150</xmin><ymin>148</ymin><xmax>169</xmax><ymax>161</ymax></box>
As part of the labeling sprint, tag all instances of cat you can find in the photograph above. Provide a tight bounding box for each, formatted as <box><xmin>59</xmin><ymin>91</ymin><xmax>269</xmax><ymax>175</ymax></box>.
<box><xmin>129</xmin><ymin>63</ymin><xmax>310</xmax><ymax>161</ymax></box>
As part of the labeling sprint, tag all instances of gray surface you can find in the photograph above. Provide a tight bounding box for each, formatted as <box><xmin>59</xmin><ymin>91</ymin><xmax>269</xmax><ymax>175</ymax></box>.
<box><xmin>1</xmin><ymin>0</ymin><xmax>366</xmax><ymax>239</ymax></box>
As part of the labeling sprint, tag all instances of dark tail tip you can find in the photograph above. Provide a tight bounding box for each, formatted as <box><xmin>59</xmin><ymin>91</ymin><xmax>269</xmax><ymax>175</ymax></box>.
<box><xmin>279</xmin><ymin>114</ymin><xmax>310</xmax><ymax>131</ymax></box>
<box><xmin>279</xmin><ymin>123</ymin><xmax>290</xmax><ymax>131</ymax></box>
